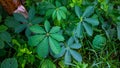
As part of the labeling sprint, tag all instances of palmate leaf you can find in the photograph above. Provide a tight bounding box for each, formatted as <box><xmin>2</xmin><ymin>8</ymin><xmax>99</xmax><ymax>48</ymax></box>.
<box><xmin>31</xmin><ymin>17</ymin><xmax>43</xmax><ymax>24</ymax></box>
<box><xmin>50</xmin><ymin>34</ymin><xmax>64</xmax><ymax>41</ymax></box>
<box><xmin>76</xmin><ymin>22</ymin><xmax>83</xmax><ymax>38</ymax></box>
<box><xmin>13</xmin><ymin>13</ymin><xmax>28</xmax><ymax>23</ymax></box>
<box><xmin>69</xmin><ymin>43</ymin><xmax>81</xmax><ymax>49</ymax></box>
<box><xmin>49</xmin><ymin>37</ymin><xmax>61</xmax><ymax>54</ymax></box>
<box><xmin>44</xmin><ymin>20</ymin><xmax>50</xmax><ymax>32</ymax></box>
<box><xmin>70</xmin><ymin>49</ymin><xmax>82</xmax><ymax>62</ymax></box>
<box><xmin>83</xmin><ymin>22</ymin><xmax>93</xmax><ymax>36</ymax></box>
<box><xmin>15</xmin><ymin>24</ymin><xmax>26</xmax><ymax>33</ymax></box>
<box><xmin>37</xmin><ymin>37</ymin><xmax>49</xmax><ymax>58</ymax></box>
<box><xmin>28</xmin><ymin>6</ymin><xmax>35</xmax><ymax>21</ymax></box>
<box><xmin>52</xmin><ymin>10</ymin><xmax>56</xmax><ymax>20</ymax></box>
<box><xmin>84</xmin><ymin>18</ymin><xmax>99</xmax><ymax>26</ymax></box>
<box><xmin>59</xmin><ymin>10</ymin><xmax>66</xmax><ymax>19</ymax></box>
<box><xmin>75</xmin><ymin>6</ymin><xmax>82</xmax><ymax>18</ymax></box>
<box><xmin>50</xmin><ymin>26</ymin><xmax>60</xmax><ymax>33</ymax></box>
<box><xmin>30</xmin><ymin>24</ymin><xmax>46</xmax><ymax>34</ymax></box>
<box><xmin>28</xmin><ymin>35</ymin><xmax>45</xmax><ymax>46</ymax></box>
<box><xmin>82</xmin><ymin>6</ymin><xmax>94</xmax><ymax>17</ymax></box>
<box><xmin>57</xmin><ymin>11</ymin><xmax>61</xmax><ymax>21</ymax></box>
<box><xmin>65</xmin><ymin>50</ymin><xmax>71</xmax><ymax>64</ymax></box>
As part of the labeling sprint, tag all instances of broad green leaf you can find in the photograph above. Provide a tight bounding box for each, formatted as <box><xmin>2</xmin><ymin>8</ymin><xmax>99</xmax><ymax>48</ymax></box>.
<box><xmin>70</xmin><ymin>49</ymin><xmax>82</xmax><ymax>62</ymax></box>
<box><xmin>46</xmin><ymin>9</ymin><xmax>54</xmax><ymax>17</ymax></box>
<box><xmin>57</xmin><ymin>11</ymin><xmax>61</xmax><ymax>21</ymax></box>
<box><xmin>44</xmin><ymin>20</ymin><xmax>50</xmax><ymax>32</ymax></box>
<box><xmin>83</xmin><ymin>22</ymin><xmax>93</xmax><ymax>36</ymax></box>
<box><xmin>1</xmin><ymin>58</ymin><xmax>18</xmax><ymax>68</ymax></box>
<box><xmin>30</xmin><ymin>24</ymin><xmax>45</xmax><ymax>34</ymax></box>
<box><xmin>59</xmin><ymin>10</ymin><xmax>66</xmax><ymax>19</ymax></box>
<box><xmin>75</xmin><ymin>6</ymin><xmax>82</xmax><ymax>18</ymax></box>
<box><xmin>28</xmin><ymin>7</ymin><xmax>35</xmax><ymax>21</ymax></box>
<box><xmin>31</xmin><ymin>17</ymin><xmax>43</xmax><ymax>24</ymax></box>
<box><xmin>0</xmin><ymin>32</ymin><xmax>11</xmax><ymax>42</ymax></box>
<box><xmin>50</xmin><ymin>26</ymin><xmax>60</xmax><ymax>33</ymax></box>
<box><xmin>52</xmin><ymin>10</ymin><xmax>56</xmax><ymax>20</ymax></box>
<box><xmin>82</xmin><ymin>6</ymin><xmax>94</xmax><ymax>17</ymax></box>
<box><xmin>84</xmin><ymin>18</ymin><xmax>99</xmax><ymax>26</ymax></box>
<box><xmin>28</xmin><ymin>35</ymin><xmax>45</xmax><ymax>46</ymax></box>
<box><xmin>0</xmin><ymin>40</ymin><xmax>4</xmax><ymax>49</ymax></box>
<box><xmin>55</xmin><ymin>1</ymin><xmax>61</xmax><ymax>7</ymax></box>
<box><xmin>70</xmin><ymin>43</ymin><xmax>81</xmax><ymax>49</ymax></box>
<box><xmin>0</xmin><ymin>25</ymin><xmax>8</xmax><ymax>32</ymax></box>
<box><xmin>59</xmin><ymin>7</ymin><xmax>67</xmax><ymax>13</ymax></box>
<box><xmin>13</xmin><ymin>13</ymin><xmax>28</xmax><ymax>23</ymax></box>
<box><xmin>117</xmin><ymin>23</ymin><xmax>120</xmax><ymax>40</ymax></box>
<box><xmin>65</xmin><ymin>50</ymin><xmax>71</xmax><ymax>64</ymax></box>
<box><xmin>15</xmin><ymin>24</ymin><xmax>26</xmax><ymax>33</ymax></box>
<box><xmin>41</xmin><ymin>59</ymin><xmax>56</xmax><ymax>68</ymax></box>
<box><xmin>49</xmin><ymin>37</ymin><xmax>61</xmax><ymax>54</ymax></box>
<box><xmin>37</xmin><ymin>37</ymin><xmax>49</xmax><ymax>58</ymax></box>
<box><xmin>50</xmin><ymin>34</ymin><xmax>64</xmax><ymax>41</ymax></box>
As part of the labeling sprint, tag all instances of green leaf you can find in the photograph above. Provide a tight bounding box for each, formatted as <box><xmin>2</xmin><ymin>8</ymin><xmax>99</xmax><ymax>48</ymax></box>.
<box><xmin>59</xmin><ymin>10</ymin><xmax>66</xmax><ymax>19</ymax></box>
<box><xmin>75</xmin><ymin>6</ymin><xmax>82</xmax><ymax>18</ymax></box>
<box><xmin>0</xmin><ymin>25</ymin><xmax>8</xmax><ymax>32</ymax></box>
<box><xmin>76</xmin><ymin>23</ymin><xmax>83</xmax><ymax>38</ymax></box>
<box><xmin>70</xmin><ymin>49</ymin><xmax>82</xmax><ymax>62</ymax></box>
<box><xmin>69</xmin><ymin>43</ymin><xmax>81</xmax><ymax>49</ymax></box>
<box><xmin>50</xmin><ymin>26</ymin><xmax>60</xmax><ymax>33</ymax></box>
<box><xmin>0</xmin><ymin>40</ymin><xmax>4</xmax><ymax>49</ymax></box>
<box><xmin>15</xmin><ymin>24</ymin><xmax>26</xmax><ymax>33</ymax></box>
<box><xmin>28</xmin><ymin>6</ymin><xmax>35</xmax><ymax>21</ymax></box>
<box><xmin>0</xmin><ymin>32</ymin><xmax>11</xmax><ymax>42</ymax></box>
<box><xmin>84</xmin><ymin>18</ymin><xmax>99</xmax><ymax>26</ymax></box>
<box><xmin>57</xmin><ymin>11</ymin><xmax>61</xmax><ymax>21</ymax></box>
<box><xmin>41</xmin><ymin>59</ymin><xmax>56</xmax><ymax>68</ymax></box>
<box><xmin>52</xmin><ymin>10</ymin><xmax>56</xmax><ymax>20</ymax></box>
<box><xmin>49</xmin><ymin>37</ymin><xmax>61</xmax><ymax>54</ymax></box>
<box><xmin>13</xmin><ymin>13</ymin><xmax>28</xmax><ymax>23</ymax></box>
<box><xmin>65</xmin><ymin>50</ymin><xmax>71</xmax><ymax>64</ymax></box>
<box><xmin>1</xmin><ymin>58</ymin><xmax>18</xmax><ymax>68</ymax></box>
<box><xmin>44</xmin><ymin>20</ymin><xmax>50</xmax><ymax>32</ymax></box>
<box><xmin>28</xmin><ymin>35</ymin><xmax>45</xmax><ymax>46</ymax></box>
<box><xmin>83</xmin><ymin>22</ymin><xmax>93</xmax><ymax>36</ymax></box>
<box><xmin>37</xmin><ymin>37</ymin><xmax>49</xmax><ymax>58</ymax></box>
<box><xmin>50</xmin><ymin>34</ymin><xmax>64</xmax><ymax>41</ymax></box>
<box><xmin>30</xmin><ymin>24</ymin><xmax>46</xmax><ymax>34</ymax></box>
<box><xmin>59</xmin><ymin>7</ymin><xmax>67</xmax><ymax>13</ymax></box>
<box><xmin>46</xmin><ymin>9</ymin><xmax>54</xmax><ymax>17</ymax></box>
<box><xmin>82</xmin><ymin>6</ymin><xmax>94</xmax><ymax>17</ymax></box>
<box><xmin>31</xmin><ymin>17</ymin><xmax>43</xmax><ymax>24</ymax></box>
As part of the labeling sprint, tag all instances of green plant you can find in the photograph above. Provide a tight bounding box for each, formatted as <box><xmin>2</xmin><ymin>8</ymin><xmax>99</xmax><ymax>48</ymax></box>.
<box><xmin>0</xmin><ymin>25</ymin><xmax>11</xmax><ymax>49</ymax></box>
<box><xmin>74</xmin><ymin>6</ymin><xmax>99</xmax><ymax>38</ymax></box>
<box><xmin>54</xmin><ymin>36</ymin><xmax>82</xmax><ymax>65</ymax></box>
<box><xmin>1</xmin><ymin>58</ymin><xmax>18</xmax><ymax>68</ymax></box>
<box><xmin>28</xmin><ymin>20</ymin><xmax>64</xmax><ymax>58</ymax></box>
<box><xmin>13</xmin><ymin>7</ymin><xmax>43</xmax><ymax>37</ymax></box>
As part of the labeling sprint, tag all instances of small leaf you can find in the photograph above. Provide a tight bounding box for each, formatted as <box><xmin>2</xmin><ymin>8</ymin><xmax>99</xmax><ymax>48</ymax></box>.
<box><xmin>52</xmin><ymin>10</ymin><xmax>56</xmax><ymax>20</ymax></box>
<box><xmin>31</xmin><ymin>17</ymin><xmax>43</xmax><ymax>24</ymax></box>
<box><xmin>57</xmin><ymin>11</ymin><xmax>61</xmax><ymax>21</ymax></box>
<box><xmin>70</xmin><ymin>49</ymin><xmax>82</xmax><ymax>62</ymax></box>
<box><xmin>44</xmin><ymin>20</ymin><xmax>50</xmax><ymax>32</ymax></box>
<box><xmin>0</xmin><ymin>40</ymin><xmax>4</xmax><ymax>49</ymax></box>
<box><xmin>28</xmin><ymin>6</ymin><xmax>35</xmax><ymax>21</ymax></box>
<box><xmin>83</xmin><ymin>22</ymin><xmax>93</xmax><ymax>36</ymax></box>
<box><xmin>49</xmin><ymin>37</ymin><xmax>61</xmax><ymax>54</ymax></box>
<box><xmin>82</xmin><ymin>6</ymin><xmax>94</xmax><ymax>17</ymax></box>
<box><xmin>117</xmin><ymin>23</ymin><xmax>120</xmax><ymax>40</ymax></box>
<box><xmin>76</xmin><ymin>22</ymin><xmax>83</xmax><ymax>38</ymax></box>
<box><xmin>59</xmin><ymin>10</ymin><xmax>66</xmax><ymax>19</ymax></box>
<box><xmin>75</xmin><ymin>6</ymin><xmax>82</xmax><ymax>18</ymax></box>
<box><xmin>1</xmin><ymin>58</ymin><xmax>18</xmax><ymax>68</ymax></box>
<box><xmin>30</xmin><ymin>24</ymin><xmax>46</xmax><ymax>34</ymax></box>
<box><xmin>84</xmin><ymin>18</ymin><xmax>99</xmax><ymax>26</ymax></box>
<box><xmin>70</xmin><ymin>43</ymin><xmax>81</xmax><ymax>49</ymax></box>
<box><xmin>50</xmin><ymin>26</ymin><xmax>60</xmax><ymax>33</ymax></box>
<box><xmin>15</xmin><ymin>24</ymin><xmax>26</xmax><ymax>33</ymax></box>
<box><xmin>59</xmin><ymin>7</ymin><xmax>67</xmax><ymax>13</ymax></box>
<box><xmin>13</xmin><ymin>13</ymin><xmax>28</xmax><ymax>23</ymax></box>
<box><xmin>65</xmin><ymin>50</ymin><xmax>71</xmax><ymax>64</ymax></box>
<box><xmin>67</xmin><ymin>37</ymin><xmax>74</xmax><ymax>46</ymax></box>
<box><xmin>0</xmin><ymin>25</ymin><xmax>8</xmax><ymax>32</ymax></box>
<box><xmin>37</xmin><ymin>37</ymin><xmax>49</xmax><ymax>58</ymax></box>
<box><xmin>28</xmin><ymin>35</ymin><xmax>45</xmax><ymax>46</ymax></box>
<box><xmin>50</xmin><ymin>33</ymin><xmax>64</xmax><ymax>41</ymax></box>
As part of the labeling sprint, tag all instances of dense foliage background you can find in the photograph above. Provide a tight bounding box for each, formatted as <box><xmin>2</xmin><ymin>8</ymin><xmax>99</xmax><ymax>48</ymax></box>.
<box><xmin>0</xmin><ymin>0</ymin><xmax>120</xmax><ymax>68</ymax></box>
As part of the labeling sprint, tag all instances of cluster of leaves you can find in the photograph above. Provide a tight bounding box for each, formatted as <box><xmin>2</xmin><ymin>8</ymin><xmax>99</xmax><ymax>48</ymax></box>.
<box><xmin>0</xmin><ymin>0</ymin><xmax>120</xmax><ymax>68</ymax></box>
